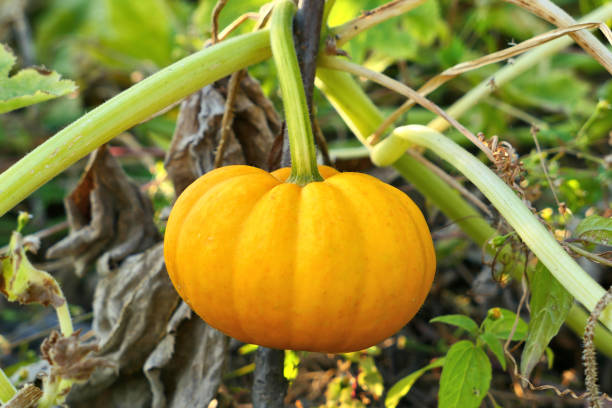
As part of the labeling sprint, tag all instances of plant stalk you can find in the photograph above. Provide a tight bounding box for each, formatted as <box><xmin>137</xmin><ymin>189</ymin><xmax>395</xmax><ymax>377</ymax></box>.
<box><xmin>504</xmin><ymin>0</ymin><xmax>612</xmax><ymax>75</ymax></box>
<box><xmin>315</xmin><ymin>67</ymin><xmax>612</xmax><ymax>356</ymax></box>
<box><xmin>0</xmin><ymin>30</ymin><xmax>272</xmax><ymax>217</ymax></box>
<box><xmin>270</xmin><ymin>0</ymin><xmax>322</xmax><ymax>185</ymax></box>
<box><xmin>55</xmin><ymin>302</ymin><xmax>74</xmax><ymax>337</ymax></box>
<box><xmin>373</xmin><ymin>125</ymin><xmax>612</xmax><ymax>331</ymax></box>
<box><xmin>331</xmin><ymin>0</ymin><xmax>428</xmax><ymax>47</ymax></box>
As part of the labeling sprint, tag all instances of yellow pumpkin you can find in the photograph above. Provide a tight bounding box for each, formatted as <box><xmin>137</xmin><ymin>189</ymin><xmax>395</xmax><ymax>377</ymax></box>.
<box><xmin>163</xmin><ymin>164</ymin><xmax>435</xmax><ymax>352</ymax></box>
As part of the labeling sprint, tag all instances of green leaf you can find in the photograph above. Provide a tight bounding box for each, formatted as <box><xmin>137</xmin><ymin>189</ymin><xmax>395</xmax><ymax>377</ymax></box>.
<box><xmin>85</xmin><ymin>0</ymin><xmax>177</xmax><ymax>69</ymax></box>
<box><xmin>357</xmin><ymin>356</ymin><xmax>383</xmax><ymax>398</ymax></box>
<box><xmin>502</xmin><ymin>69</ymin><xmax>590</xmax><ymax>112</ymax></box>
<box><xmin>574</xmin><ymin>215</ymin><xmax>612</xmax><ymax>246</ymax></box>
<box><xmin>479</xmin><ymin>332</ymin><xmax>506</xmax><ymax>370</ymax></box>
<box><xmin>545</xmin><ymin>347</ymin><xmax>554</xmax><ymax>370</ymax></box>
<box><xmin>431</xmin><ymin>314</ymin><xmax>479</xmax><ymax>336</ymax></box>
<box><xmin>0</xmin><ymin>45</ymin><xmax>76</xmax><ymax>114</ymax></box>
<box><xmin>520</xmin><ymin>263</ymin><xmax>573</xmax><ymax>378</ymax></box>
<box><xmin>385</xmin><ymin>358</ymin><xmax>444</xmax><ymax>408</ymax></box>
<box><xmin>483</xmin><ymin>308</ymin><xmax>528</xmax><ymax>341</ymax></box>
<box><xmin>438</xmin><ymin>341</ymin><xmax>492</xmax><ymax>408</ymax></box>
<box><xmin>330</xmin><ymin>0</ymin><xmax>446</xmax><ymax>67</ymax></box>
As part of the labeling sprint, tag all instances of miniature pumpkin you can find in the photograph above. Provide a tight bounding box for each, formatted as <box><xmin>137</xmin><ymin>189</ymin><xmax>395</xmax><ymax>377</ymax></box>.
<box><xmin>163</xmin><ymin>164</ymin><xmax>435</xmax><ymax>352</ymax></box>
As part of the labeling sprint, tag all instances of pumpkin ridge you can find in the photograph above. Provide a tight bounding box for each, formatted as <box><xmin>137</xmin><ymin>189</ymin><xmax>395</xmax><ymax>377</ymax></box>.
<box><xmin>286</xmin><ymin>183</ymin><xmax>301</xmax><ymax>350</ymax></box>
<box><xmin>370</xmin><ymin>179</ymin><xmax>432</xmax><ymax>309</ymax></box>
<box><xmin>378</xmin><ymin>181</ymin><xmax>436</xmax><ymax>306</ymax></box>
<box><xmin>226</xmin><ymin>176</ymin><xmax>285</xmax><ymax>344</ymax></box>
<box><xmin>177</xmin><ymin>172</ymin><xmax>272</xmax><ymax>339</ymax></box>
<box><xmin>315</xmin><ymin>178</ymin><xmax>370</xmax><ymax>352</ymax></box>
<box><xmin>330</xmin><ymin>175</ymin><xmax>411</xmax><ymax>351</ymax></box>
<box><xmin>327</xmin><ymin>173</ymin><xmax>429</xmax><ymax>349</ymax></box>
<box><xmin>172</xmin><ymin>174</ymin><xmax>244</xmax><ymax>321</ymax></box>
<box><xmin>165</xmin><ymin>166</ymin><xmax>266</xmax><ymax>293</ymax></box>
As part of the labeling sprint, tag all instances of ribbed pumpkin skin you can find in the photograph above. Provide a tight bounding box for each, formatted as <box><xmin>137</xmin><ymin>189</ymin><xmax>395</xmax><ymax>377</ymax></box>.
<box><xmin>164</xmin><ymin>165</ymin><xmax>435</xmax><ymax>352</ymax></box>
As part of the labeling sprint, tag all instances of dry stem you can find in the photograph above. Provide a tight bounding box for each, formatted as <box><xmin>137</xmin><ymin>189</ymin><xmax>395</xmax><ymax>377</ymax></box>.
<box><xmin>318</xmin><ymin>56</ymin><xmax>496</xmax><ymax>162</ymax></box>
<box><xmin>583</xmin><ymin>287</ymin><xmax>612</xmax><ymax>407</ymax></box>
<box><xmin>529</xmin><ymin>127</ymin><xmax>562</xmax><ymax>209</ymax></box>
<box><xmin>214</xmin><ymin>69</ymin><xmax>245</xmax><ymax>168</ymax></box>
<box><xmin>218</xmin><ymin>13</ymin><xmax>259</xmax><ymax>41</ymax></box>
<box><xmin>211</xmin><ymin>0</ymin><xmax>230</xmax><ymax>44</ymax></box>
<box><xmin>312</xmin><ymin>117</ymin><xmax>332</xmax><ymax>165</ymax></box>
<box><xmin>505</xmin><ymin>0</ymin><xmax>612</xmax><ymax>75</ymax></box>
<box><xmin>332</xmin><ymin>0</ymin><xmax>427</xmax><ymax>47</ymax></box>
<box><xmin>370</xmin><ymin>22</ymin><xmax>607</xmax><ymax>142</ymax></box>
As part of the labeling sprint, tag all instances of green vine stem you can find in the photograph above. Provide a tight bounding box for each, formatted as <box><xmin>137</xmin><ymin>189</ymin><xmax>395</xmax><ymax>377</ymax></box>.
<box><xmin>315</xmin><ymin>67</ymin><xmax>612</xmax><ymax>357</ymax></box>
<box><xmin>0</xmin><ymin>30</ymin><xmax>272</xmax><ymax>217</ymax></box>
<box><xmin>0</xmin><ymin>366</ymin><xmax>17</xmax><ymax>404</ymax></box>
<box><xmin>427</xmin><ymin>3</ymin><xmax>612</xmax><ymax>133</ymax></box>
<box><xmin>371</xmin><ymin>125</ymin><xmax>612</xmax><ymax>331</ymax></box>
<box><xmin>56</xmin><ymin>303</ymin><xmax>74</xmax><ymax>337</ymax></box>
<box><xmin>270</xmin><ymin>0</ymin><xmax>322</xmax><ymax>185</ymax></box>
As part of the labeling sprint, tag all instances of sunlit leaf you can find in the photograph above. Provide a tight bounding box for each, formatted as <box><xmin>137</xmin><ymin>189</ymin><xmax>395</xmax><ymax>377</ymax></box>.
<box><xmin>574</xmin><ymin>215</ymin><xmax>612</xmax><ymax>246</ymax></box>
<box><xmin>438</xmin><ymin>341</ymin><xmax>491</xmax><ymax>408</ymax></box>
<box><xmin>385</xmin><ymin>358</ymin><xmax>444</xmax><ymax>408</ymax></box>
<box><xmin>430</xmin><ymin>314</ymin><xmax>479</xmax><ymax>336</ymax></box>
<box><xmin>479</xmin><ymin>332</ymin><xmax>506</xmax><ymax>370</ymax></box>
<box><xmin>87</xmin><ymin>0</ymin><xmax>178</xmax><ymax>69</ymax></box>
<box><xmin>329</xmin><ymin>0</ymin><xmax>446</xmax><ymax>67</ymax></box>
<box><xmin>502</xmin><ymin>69</ymin><xmax>590</xmax><ymax>112</ymax></box>
<box><xmin>0</xmin><ymin>45</ymin><xmax>76</xmax><ymax>114</ymax></box>
<box><xmin>482</xmin><ymin>308</ymin><xmax>528</xmax><ymax>341</ymax></box>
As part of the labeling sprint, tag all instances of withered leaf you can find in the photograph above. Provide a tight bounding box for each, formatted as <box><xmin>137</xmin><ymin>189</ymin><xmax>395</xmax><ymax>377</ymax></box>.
<box><xmin>165</xmin><ymin>74</ymin><xmax>280</xmax><ymax>195</ymax></box>
<box><xmin>1</xmin><ymin>230</ymin><xmax>64</xmax><ymax>308</ymax></box>
<box><xmin>67</xmin><ymin>243</ymin><xmax>179</xmax><ymax>405</ymax></box>
<box><xmin>46</xmin><ymin>145</ymin><xmax>159</xmax><ymax>276</ymax></box>
<box><xmin>41</xmin><ymin>330</ymin><xmax>110</xmax><ymax>383</ymax></box>
<box><xmin>92</xmin><ymin>243</ymin><xmax>179</xmax><ymax>371</ymax></box>
<box><xmin>144</xmin><ymin>302</ymin><xmax>228</xmax><ymax>408</ymax></box>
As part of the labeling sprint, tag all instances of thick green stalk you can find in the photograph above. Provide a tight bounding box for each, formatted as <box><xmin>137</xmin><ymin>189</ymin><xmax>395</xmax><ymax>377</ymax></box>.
<box><xmin>56</xmin><ymin>302</ymin><xmax>74</xmax><ymax>337</ymax></box>
<box><xmin>375</xmin><ymin>125</ymin><xmax>612</xmax><ymax>331</ymax></box>
<box><xmin>270</xmin><ymin>0</ymin><xmax>322</xmax><ymax>185</ymax></box>
<box><xmin>0</xmin><ymin>367</ymin><xmax>17</xmax><ymax>403</ymax></box>
<box><xmin>315</xmin><ymin>68</ymin><xmax>612</xmax><ymax>356</ymax></box>
<box><xmin>0</xmin><ymin>30</ymin><xmax>272</xmax><ymax>217</ymax></box>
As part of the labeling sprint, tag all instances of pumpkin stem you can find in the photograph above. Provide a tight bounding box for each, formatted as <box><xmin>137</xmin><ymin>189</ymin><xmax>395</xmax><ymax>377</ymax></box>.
<box><xmin>270</xmin><ymin>0</ymin><xmax>323</xmax><ymax>185</ymax></box>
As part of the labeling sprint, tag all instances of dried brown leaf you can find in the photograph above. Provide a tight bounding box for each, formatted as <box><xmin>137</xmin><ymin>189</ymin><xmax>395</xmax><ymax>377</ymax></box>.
<box><xmin>46</xmin><ymin>145</ymin><xmax>159</xmax><ymax>276</ymax></box>
<box><xmin>67</xmin><ymin>243</ymin><xmax>179</xmax><ymax>405</ymax></box>
<box><xmin>164</xmin><ymin>74</ymin><xmax>280</xmax><ymax>195</ymax></box>
<box><xmin>144</xmin><ymin>302</ymin><xmax>228</xmax><ymax>408</ymax></box>
<box><xmin>40</xmin><ymin>330</ymin><xmax>110</xmax><ymax>383</ymax></box>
